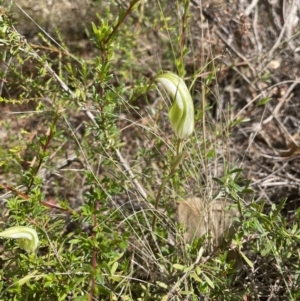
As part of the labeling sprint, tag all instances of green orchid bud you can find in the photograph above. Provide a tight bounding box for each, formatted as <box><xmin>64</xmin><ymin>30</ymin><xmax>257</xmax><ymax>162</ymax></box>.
<box><xmin>0</xmin><ymin>226</ymin><xmax>39</xmax><ymax>254</ymax></box>
<box><xmin>155</xmin><ymin>72</ymin><xmax>194</xmax><ymax>139</ymax></box>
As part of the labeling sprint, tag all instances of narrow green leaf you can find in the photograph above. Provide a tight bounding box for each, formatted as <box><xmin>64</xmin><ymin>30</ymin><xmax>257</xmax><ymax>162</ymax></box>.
<box><xmin>17</xmin><ymin>271</ymin><xmax>39</xmax><ymax>286</ymax></box>
<box><xmin>173</xmin><ymin>263</ymin><xmax>185</xmax><ymax>270</ymax></box>
<box><xmin>240</xmin><ymin>250</ymin><xmax>253</xmax><ymax>268</ymax></box>
<box><xmin>203</xmin><ymin>273</ymin><xmax>214</xmax><ymax>289</ymax></box>
<box><xmin>257</xmin><ymin>97</ymin><xmax>272</xmax><ymax>106</ymax></box>
<box><xmin>156</xmin><ymin>281</ymin><xmax>168</xmax><ymax>289</ymax></box>
<box><xmin>190</xmin><ymin>272</ymin><xmax>202</xmax><ymax>283</ymax></box>
<box><xmin>110</xmin><ymin>262</ymin><xmax>118</xmax><ymax>275</ymax></box>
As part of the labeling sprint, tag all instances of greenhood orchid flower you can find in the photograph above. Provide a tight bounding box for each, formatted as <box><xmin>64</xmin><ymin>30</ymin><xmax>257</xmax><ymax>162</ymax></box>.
<box><xmin>155</xmin><ymin>72</ymin><xmax>194</xmax><ymax>139</ymax></box>
<box><xmin>0</xmin><ymin>226</ymin><xmax>39</xmax><ymax>254</ymax></box>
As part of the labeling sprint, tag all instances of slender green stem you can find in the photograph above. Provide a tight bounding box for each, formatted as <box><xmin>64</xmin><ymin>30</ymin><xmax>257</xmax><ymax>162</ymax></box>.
<box><xmin>176</xmin><ymin>139</ymin><xmax>183</xmax><ymax>155</ymax></box>
<box><xmin>151</xmin><ymin>139</ymin><xmax>185</xmax><ymax>230</ymax></box>
<box><xmin>151</xmin><ymin>176</ymin><xmax>169</xmax><ymax>230</ymax></box>
<box><xmin>104</xmin><ymin>0</ymin><xmax>140</xmax><ymax>44</ymax></box>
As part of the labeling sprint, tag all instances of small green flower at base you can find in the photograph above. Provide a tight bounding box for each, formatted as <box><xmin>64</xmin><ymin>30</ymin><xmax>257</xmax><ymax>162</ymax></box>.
<box><xmin>155</xmin><ymin>72</ymin><xmax>194</xmax><ymax>139</ymax></box>
<box><xmin>0</xmin><ymin>226</ymin><xmax>39</xmax><ymax>254</ymax></box>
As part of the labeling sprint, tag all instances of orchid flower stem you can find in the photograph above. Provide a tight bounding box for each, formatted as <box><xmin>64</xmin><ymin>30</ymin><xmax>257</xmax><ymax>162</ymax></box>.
<box><xmin>176</xmin><ymin>139</ymin><xmax>183</xmax><ymax>156</ymax></box>
<box><xmin>151</xmin><ymin>141</ymin><xmax>185</xmax><ymax>230</ymax></box>
<box><xmin>152</xmin><ymin>176</ymin><xmax>169</xmax><ymax>230</ymax></box>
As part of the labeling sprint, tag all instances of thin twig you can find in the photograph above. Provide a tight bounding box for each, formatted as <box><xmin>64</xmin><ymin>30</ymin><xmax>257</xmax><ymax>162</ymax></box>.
<box><xmin>245</xmin><ymin>0</ymin><xmax>259</xmax><ymax>16</ymax></box>
<box><xmin>166</xmin><ymin>247</ymin><xmax>204</xmax><ymax>300</ymax></box>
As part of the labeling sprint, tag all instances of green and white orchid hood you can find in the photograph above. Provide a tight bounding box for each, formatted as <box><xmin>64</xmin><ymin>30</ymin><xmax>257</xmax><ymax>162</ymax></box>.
<box><xmin>0</xmin><ymin>226</ymin><xmax>39</xmax><ymax>254</ymax></box>
<box><xmin>155</xmin><ymin>72</ymin><xmax>194</xmax><ymax>139</ymax></box>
